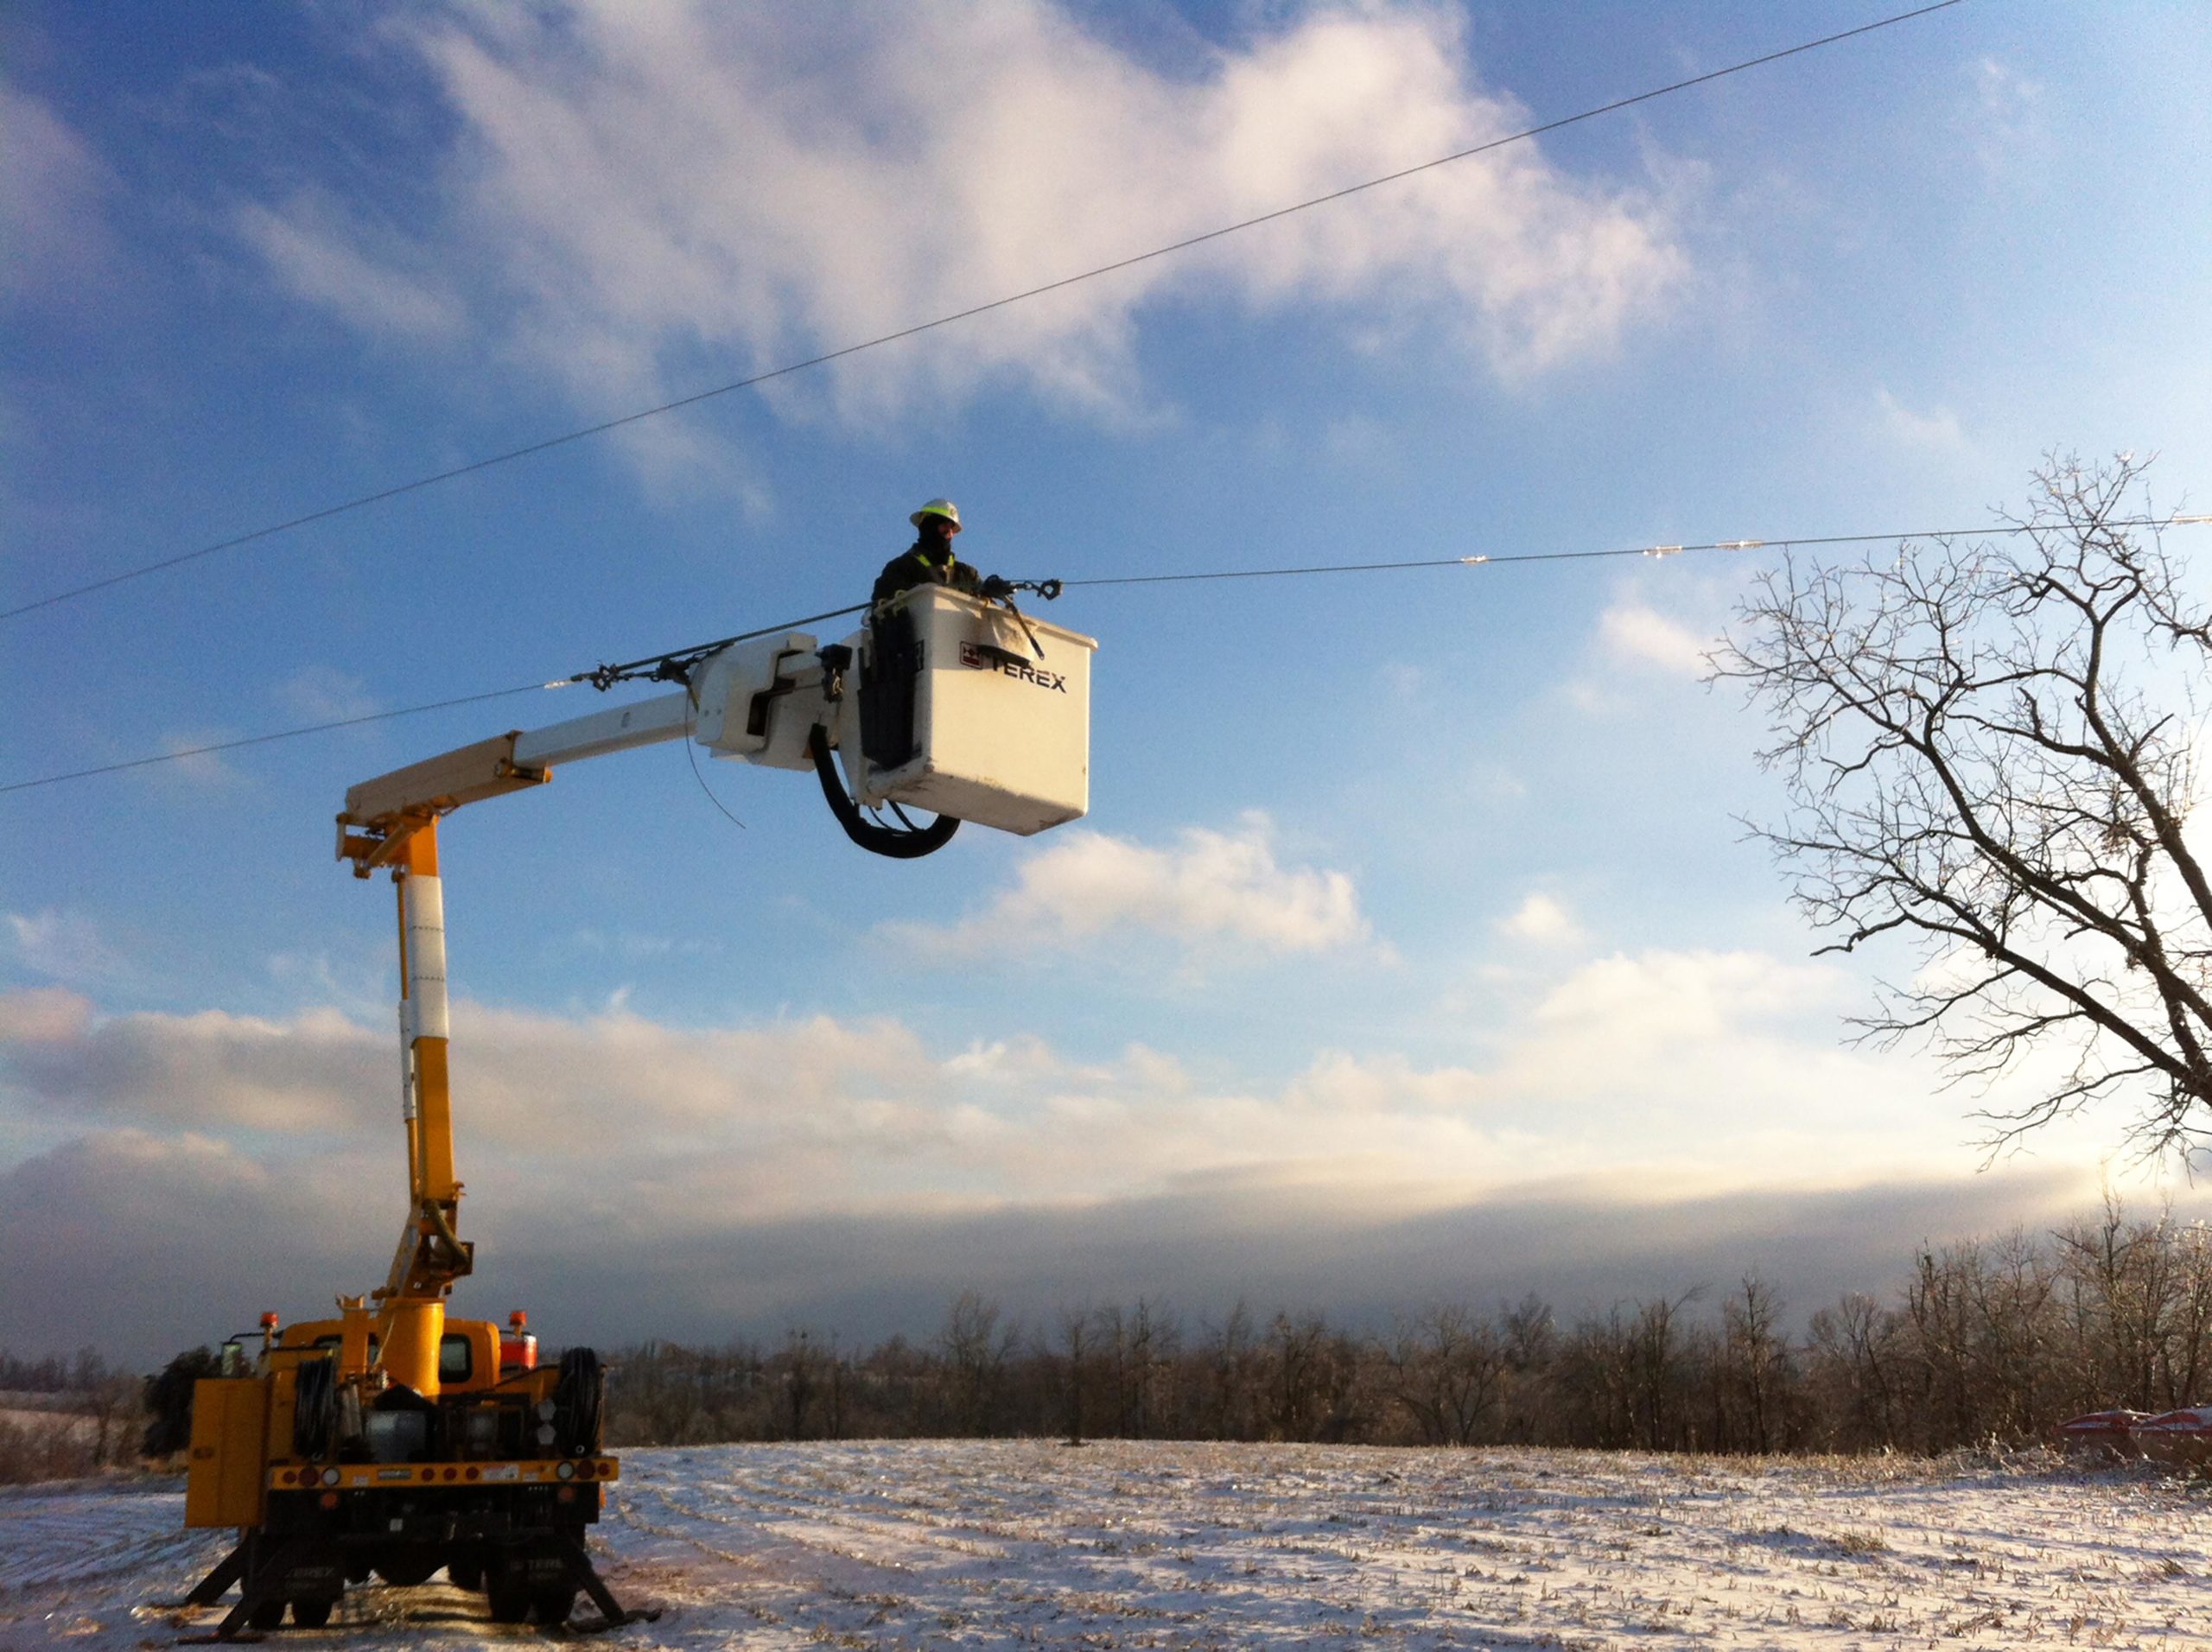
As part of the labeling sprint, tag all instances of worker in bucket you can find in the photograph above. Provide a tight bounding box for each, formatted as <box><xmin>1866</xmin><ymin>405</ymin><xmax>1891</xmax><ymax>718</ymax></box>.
<box><xmin>873</xmin><ymin>498</ymin><xmax>1013</xmax><ymax>607</ymax></box>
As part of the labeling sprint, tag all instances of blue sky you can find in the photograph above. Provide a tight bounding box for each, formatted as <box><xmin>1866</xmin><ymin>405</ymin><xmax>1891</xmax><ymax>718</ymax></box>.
<box><xmin>3</xmin><ymin>1</ymin><xmax>2209</xmax><ymax>1364</ymax></box>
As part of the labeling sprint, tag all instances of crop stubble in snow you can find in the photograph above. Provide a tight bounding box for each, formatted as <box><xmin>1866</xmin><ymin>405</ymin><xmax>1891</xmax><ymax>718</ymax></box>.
<box><xmin>2</xmin><ymin>1442</ymin><xmax>2207</xmax><ymax>1648</ymax></box>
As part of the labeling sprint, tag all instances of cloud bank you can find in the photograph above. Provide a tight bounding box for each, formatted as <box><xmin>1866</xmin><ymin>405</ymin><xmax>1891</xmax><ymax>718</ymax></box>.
<box><xmin>7</xmin><ymin>930</ymin><xmax>2154</xmax><ymax>1362</ymax></box>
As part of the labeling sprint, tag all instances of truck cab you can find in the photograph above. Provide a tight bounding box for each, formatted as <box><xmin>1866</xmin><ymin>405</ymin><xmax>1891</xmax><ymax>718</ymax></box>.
<box><xmin>276</xmin><ymin>1317</ymin><xmax>505</xmax><ymax>1395</ymax></box>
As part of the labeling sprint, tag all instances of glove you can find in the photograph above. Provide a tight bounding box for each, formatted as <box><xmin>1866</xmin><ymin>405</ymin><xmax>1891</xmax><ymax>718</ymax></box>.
<box><xmin>979</xmin><ymin>575</ymin><xmax>1015</xmax><ymax>600</ymax></box>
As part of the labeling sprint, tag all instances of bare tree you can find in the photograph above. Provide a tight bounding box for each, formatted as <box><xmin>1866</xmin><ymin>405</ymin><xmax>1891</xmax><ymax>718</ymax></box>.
<box><xmin>2053</xmin><ymin>1193</ymin><xmax>2212</xmax><ymax>1411</ymax></box>
<box><xmin>1902</xmin><ymin>1242</ymin><xmax>1982</xmax><ymax>1448</ymax></box>
<box><xmin>1805</xmin><ymin>1292</ymin><xmax>1904</xmax><ymax>1450</ymax></box>
<box><xmin>1383</xmin><ymin>1306</ymin><xmax>1507</xmax><ymax>1446</ymax></box>
<box><xmin>938</xmin><ymin>1291</ymin><xmax>1015</xmax><ymax>1435</ymax></box>
<box><xmin>1054</xmin><ymin>1304</ymin><xmax>1094</xmax><ymax>1445</ymax></box>
<box><xmin>779</xmin><ymin>1329</ymin><xmax>818</xmax><ymax>1439</ymax></box>
<box><xmin>1720</xmin><ymin>1275</ymin><xmax>1794</xmax><ymax>1454</ymax></box>
<box><xmin>1717</xmin><ymin>456</ymin><xmax>2212</xmax><ymax>1151</ymax></box>
<box><xmin>1100</xmin><ymin>1298</ymin><xmax>1179</xmax><ymax>1437</ymax></box>
<box><xmin>1198</xmin><ymin>1300</ymin><xmax>1262</xmax><ymax>1440</ymax></box>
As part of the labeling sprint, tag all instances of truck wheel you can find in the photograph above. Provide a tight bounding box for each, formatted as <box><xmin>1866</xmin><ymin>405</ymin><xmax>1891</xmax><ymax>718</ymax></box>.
<box><xmin>246</xmin><ymin>1598</ymin><xmax>286</xmax><ymax>1630</ymax></box>
<box><xmin>531</xmin><ymin>1586</ymin><xmax>577</xmax><ymax>1625</ymax></box>
<box><xmin>447</xmin><ymin>1556</ymin><xmax>483</xmax><ymax>1592</ymax></box>
<box><xmin>486</xmin><ymin>1579</ymin><xmax>531</xmax><ymax>1623</ymax></box>
<box><xmin>292</xmin><ymin>1598</ymin><xmax>334</xmax><ymax>1628</ymax></box>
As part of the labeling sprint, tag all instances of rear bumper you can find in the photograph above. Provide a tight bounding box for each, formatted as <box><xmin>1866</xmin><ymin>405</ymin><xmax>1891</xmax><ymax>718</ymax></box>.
<box><xmin>264</xmin><ymin>1481</ymin><xmax>601</xmax><ymax>1542</ymax></box>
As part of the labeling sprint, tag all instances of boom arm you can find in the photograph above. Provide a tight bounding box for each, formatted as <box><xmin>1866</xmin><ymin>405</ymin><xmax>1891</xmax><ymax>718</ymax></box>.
<box><xmin>330</xmin><ymin>592</ymin><xmax>1094</xmax><ymax>1395</ymax></box>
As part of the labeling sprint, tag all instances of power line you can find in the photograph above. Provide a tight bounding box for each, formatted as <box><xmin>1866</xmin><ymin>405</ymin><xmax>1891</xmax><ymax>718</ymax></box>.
<box><xmin>0</xmin><ymin>597</ymin><xmax>882</xmax><ymax>796</ymax></box>
<box><xmin>2</xmin><ymin>0</ymin><xmax>1967</xmax><ymax>625</ymax></box>
<box><xmin>1060</xmin><ymin>518</ymin><xmax>2205</xmax><ymax>588</ymax></box>
<box><xmin>10</xmin><ymin>506</ymin><xmax>2203</xmax><ymax>801</ymax></box>
<box><xmin>0</xmin><ymin>683</ymin><xmax>565</xmax><ymax>795</ymax></box>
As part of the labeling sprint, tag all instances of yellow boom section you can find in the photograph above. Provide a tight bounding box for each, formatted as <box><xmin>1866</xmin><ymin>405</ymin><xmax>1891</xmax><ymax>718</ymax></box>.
<box><xmin>334</xmin><ymin>733</ymin><xmax>557</xmax><ymax>1393</ymax></box>
<box><xmin>336</xmin><ymin>731</ymin><xmax>548</xmax><ymax>877</ymax></box>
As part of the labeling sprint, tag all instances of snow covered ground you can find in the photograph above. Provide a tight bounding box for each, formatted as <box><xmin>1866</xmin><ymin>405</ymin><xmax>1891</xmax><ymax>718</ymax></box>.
<box><xmin>3</xmin><ymin>1440</ymin><xmax>2207</xmax><ymax>1649</ymax></box>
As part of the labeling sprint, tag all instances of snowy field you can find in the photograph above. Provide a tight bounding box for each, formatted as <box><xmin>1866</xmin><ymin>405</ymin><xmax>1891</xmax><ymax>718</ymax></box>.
<box><xmin>3</xmin><ymin>1440</ymin><xmax>2208</xmax><ymax>1649</ymax></box>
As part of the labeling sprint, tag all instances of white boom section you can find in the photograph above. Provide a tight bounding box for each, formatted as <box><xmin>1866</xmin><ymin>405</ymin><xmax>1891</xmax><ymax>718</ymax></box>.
<box><xmin>509</xmin><ymin>630</ymin><xmax>831</xmax><ymax>771</ymax></box>
<box><xmin>510</xmin><ymin>689</ymin><xmax>692</xmax><ymax>768</ymax></box>
<box><xmin>401</xmin><ymin>874</ymin><xmax>450</xmax><ymax>1042</ymax></box>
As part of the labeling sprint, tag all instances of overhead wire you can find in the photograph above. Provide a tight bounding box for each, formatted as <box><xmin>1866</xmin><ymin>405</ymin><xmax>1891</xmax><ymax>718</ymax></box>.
<box><xmin>0</xmin><ymin>682</ymin><xmax>566</xmax><ymax>795</ymax></box>
<box><xmin>0</xmin><ymin>0</ymin><xmax>1967</xmax><ymax>625</ymax></box>
<box><xmin>0</xmin><ymin>596</ymin><xmax>883</xmax><ymax>797</ymax></box>
<box><xmin>6</xmin><ymin>506</ymin><xmax>2203</xmax><ymax>800</ymax></box>
<box><xmin>1055</xmin><ymin>518</ymin><xmax>2207</xmax><ymax>588</ymax></box>
<box><xmin>569</xmin><ymin>601</ymin><xmax>869</xmax><ymax>690</ymax></box>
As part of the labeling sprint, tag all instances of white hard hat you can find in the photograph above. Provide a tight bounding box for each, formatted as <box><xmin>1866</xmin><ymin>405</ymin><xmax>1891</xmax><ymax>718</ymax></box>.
<box><xmin>911</xmin><ymin>498</ymin><xmax>962</xmax><ymax>532</ymax></box>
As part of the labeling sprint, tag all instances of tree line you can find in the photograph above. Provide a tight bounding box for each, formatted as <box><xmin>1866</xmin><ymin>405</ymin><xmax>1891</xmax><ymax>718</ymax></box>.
<box><xmin>3</xmin><ymin>1197</ymin><xmax>2206</xmax><ymax>1484</ymax></box>
<box><xmin>0</xmin><ymin>1347</ymin><xmax>147</xmax><ymax>1484</ymax></box>
<box><xmin>599</xmin><ymin>1198</ymin><xmax>2212</xmax><ymax>1455</ymax></box>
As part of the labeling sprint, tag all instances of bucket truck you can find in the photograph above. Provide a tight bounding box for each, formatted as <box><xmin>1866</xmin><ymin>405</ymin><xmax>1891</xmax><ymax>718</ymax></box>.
<box><xmin>175</xmin><ymin>587</ymin><xmax>1095</xmax><ymax>1636</ymax></box>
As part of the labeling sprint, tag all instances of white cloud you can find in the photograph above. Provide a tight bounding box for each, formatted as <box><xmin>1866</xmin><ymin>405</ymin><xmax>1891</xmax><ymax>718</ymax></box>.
<box><xmin>5</xmin><ymin>911</ymin><xmax>126</xmax><ymax>987</ymax></box>
<box><xmin>0</xmin><ymin>945</ymin><xmax>1991</xmax><ymax>1240</ymax></box>
<box><xmin>1876</xmin><ymin>386</ymin><xmax>1967</xmax><ymax>454</ymax></box>
<box><xmin>893</xmin><ymin>813</ymin><xmax>1368</xmax><ymax>958</ymax></box>
<box><xmin>1532</xmin><ymin>948</ymin><xmax>1830</xmax><ymax>1045</ymax></box>
<box><xmin>1497</xmin><ymin>949</ymin><xmax>1865</xmax><ymax>1134</ymax></box>
<box><xmin>236</xmin><ymin>196</ymin><xmax>463</xmax><ymax>340</ymax></box>
<box><xmin>273</xmin><ymin>664</ymin><xmax>382</xmax><ymax>726</ymax></box>
<box><xmin>1598</xmin><ymin>601</ymin><xmax>1708</xmax><ymax>675</ymax></box>
<box><xmin>0</xmin><ymin>991</ymin><xmax>383</xmax><ymax>1134</ymax></box>
<box><xmin>0</xmin><ymin>84</ymin><xmax>111</xmax><ymax>303</ymax></box>
<box><xmin>1965</xmin><ymin>57</ymin><xmax>2045</xmax><ymax>176</ymax></box>
<box><xmin>99</xmin><ymin>730</ymin><xmax>253</xmax><ymax>793</ymax></box>
<box><xmin>1497</xmin><ymin>893</ymin><xmax>1584</xmax><ymax>947</ymax></box>
<box><xmin>0</xmin><ymin>985</ymin><xmax>92</xmax><ymax>1043</ymax></box>
<box><xmin>238</xmin><ymin>1</ymin><xmax>1686</xmax><ymax>458</ymax></box>
<box><xmin>0</xmin><ymin>987</ymin><xmax>1498</xmax><ymax>1223</ymax></box>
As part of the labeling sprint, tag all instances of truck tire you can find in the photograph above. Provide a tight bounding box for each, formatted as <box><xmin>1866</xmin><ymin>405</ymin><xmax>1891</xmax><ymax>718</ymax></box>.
<box><xmin>246</xmin><ymin>1599</ymin><xmax>285</xmax><ymax>1631</ymax></box>
<box><xmin>447</xmin><ymin>1556</ymin><xmax>483</xmax><ymax>1592</ymax></box>
<box><xmin>291</xmin><ymin>1357</ymin><xmax>338</xmax><ymax>1460</ymax></box>
<box><xmin>531</xmin><ymin>1586</ymin><xmax>577</xmax><ymax>1625</ymax></box>
<box><xmin>377</xmin><ymin>1555</ymin><xmax>436</xmax><ymax>1587</ymax></box>
<box><xmin>292</xmin><ymin>1598</ymin><xmax>334</xmax><ymax>1628</ymax></box>
<box><xmin>486</xmin><ymin>1578</ymin><xmax>531</xmax><ymax>1623</ymax></box>
<box><xmin>552</xmin><ymin>1348</ymin><xmax>603</xmax><ymax>1455</ymax></box>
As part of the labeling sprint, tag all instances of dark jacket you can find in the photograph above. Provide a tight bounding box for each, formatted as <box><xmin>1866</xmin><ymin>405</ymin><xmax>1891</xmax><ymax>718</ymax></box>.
<box><xmin>873</xmin><ymin>539</ymin><xmax>982</xmax><ymax>607</ymax></box>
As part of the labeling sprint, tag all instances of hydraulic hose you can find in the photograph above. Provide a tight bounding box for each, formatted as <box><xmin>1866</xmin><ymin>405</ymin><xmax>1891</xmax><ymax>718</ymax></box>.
<box><xmin>808</xmin><ymin>726</ymin><xmax>960</xmax><ymax>859</ymax></box>
<box><xmin>424</xmin><ymin>1198</ymin><xmax>469</xmax><ymax>1274</ymax></box>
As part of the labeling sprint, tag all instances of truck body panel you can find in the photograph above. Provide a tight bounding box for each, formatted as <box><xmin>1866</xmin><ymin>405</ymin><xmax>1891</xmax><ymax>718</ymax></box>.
<box><xmin>185</xmin><ymin>1379</ymin><xmax>270</xmax><ymax>1528</ymax></box>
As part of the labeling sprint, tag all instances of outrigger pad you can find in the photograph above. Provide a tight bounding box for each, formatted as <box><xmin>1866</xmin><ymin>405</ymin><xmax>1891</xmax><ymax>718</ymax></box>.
<box><xmin>174</xmin><ymin>1533</ymin><xmax>328</xmax><ymax>1643</ymax></box>
<box><xmin>571</xmin><ymin>1608</ymin><xmax>666</xmax><ymax>1634</ymax></box>
<box><xmin>558</xmin><ymin>1529</ymin><xmax>663</xmax><ymax>1632</ymax></box>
